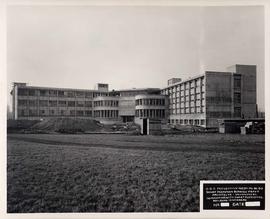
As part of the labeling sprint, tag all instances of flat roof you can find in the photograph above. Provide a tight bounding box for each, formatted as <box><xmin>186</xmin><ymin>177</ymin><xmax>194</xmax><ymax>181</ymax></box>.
<box><xmin>12</xmin><ymin>83</ymin><xmax>160</xmax><ymax>93</ymax></box>
<box><xmin>16</xmin><ymin>85</ymin><xmax>102</xmax><ymax>92</ymax></box>
<box><xmin>119</xmin><ymin>88</ymin><xmax>160</xmax><ymax>92</ymax></box>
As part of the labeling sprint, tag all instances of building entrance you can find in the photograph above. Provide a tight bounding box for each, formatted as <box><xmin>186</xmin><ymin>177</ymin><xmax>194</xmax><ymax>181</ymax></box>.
<box><xmin>142</xmin><ymin>118</ymin><xmax>148</xmax><ymax>135</ymax></box>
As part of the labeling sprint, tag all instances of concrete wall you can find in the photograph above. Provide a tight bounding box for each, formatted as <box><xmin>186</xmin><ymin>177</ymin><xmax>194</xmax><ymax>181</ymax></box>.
<box><xmin>119</xmin><ymin>96</ymin><xmax>135</xmax><ymax>116</ymax></box>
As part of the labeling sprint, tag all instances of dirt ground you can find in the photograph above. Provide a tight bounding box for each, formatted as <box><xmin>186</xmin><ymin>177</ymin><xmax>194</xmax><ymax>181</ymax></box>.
<box><xmin>7</xmin><ymin>133</ymin><xmax>265</xmax><ymax>212</ymax></box>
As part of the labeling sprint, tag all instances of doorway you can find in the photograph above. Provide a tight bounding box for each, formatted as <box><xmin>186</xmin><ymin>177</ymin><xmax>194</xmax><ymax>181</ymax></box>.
<box><xmin>142</xmin><ymin>118</ymin><xmax>148</xmax><ymax>135</ymax></box>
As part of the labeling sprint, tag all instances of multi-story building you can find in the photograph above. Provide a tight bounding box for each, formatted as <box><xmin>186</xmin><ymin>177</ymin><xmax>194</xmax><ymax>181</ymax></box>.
<box><xmin>161</xmin><ymin>64</ymin><xmax>257</xmax><ymax>128</ymax></box>
<box><xmin>10</xmin><ymin>82</ymin><xmax>168</xmax><ymax>124</ymax></box>
<box><xmin>10</xmin><ymin>64</ymin><xmax>257</xmax><ymax>128</ymax></box>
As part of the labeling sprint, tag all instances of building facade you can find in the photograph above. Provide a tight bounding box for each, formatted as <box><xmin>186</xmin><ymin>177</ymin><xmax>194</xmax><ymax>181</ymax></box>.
<box><xmin>11</xmin><ymin>64</ymin><xmax>257</xmax><ymax>128</ymax></box>
<box><xmin>161</xmin><ymin>64</ymin><xmax>257</xmax><ymax>128</ymax></box>
<box><xmin>10</xmin><ymin>82</ymin><xmax>167</xmax><ymax>124</ymax></box>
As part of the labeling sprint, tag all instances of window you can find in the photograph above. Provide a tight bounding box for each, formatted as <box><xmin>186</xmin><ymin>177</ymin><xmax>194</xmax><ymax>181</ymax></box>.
<box><xmin>58</xmin><ymin>101</ymin><xmax>67</xmax><ymax>107</ymax></box>
<box><xmin>18</xmin><ymin>89</ymin><xmax>28</xmax><ymax>96</ymax></box>
<box><xmin>60</xmin><ymin>110</ymin><xmax>66</xmax><ymax>115</ymax></box>
<box><xmin>40</xmin><ymin>90</ymin><xmax>48</xmax><ymax>96</ymax></box>
<box><xmin>76</xmin><ymin>91</ymin><xmax>85</xmax><ymax>97</ymax></box>
<box><xmin>39</xmin><ymin>100</ymin><xmax>48</xmax><ymax>107</ymax></box>
<box><xmin>85</xmin><ymin>110</ymin><xmax>92</xmax><ymax>116</ymax></box>
<box><xmin>29</xmin><ymin>100</ymin><xmax>37</xmax><ymax>107</ymax></box>
<box><xmin>234</xmin><ymin>107</ymin><xmax>241</xmax><ymax>118</ymax></box>
<box><xmin>234</xmin><ymin>92</ymin><xmax>241</xmax><ymax>104</ymax></box>
<box><xmin>85</xmin><ymin>101</ymin><xmax>92</xmax><ymax>107</ymax></box>
<box><xmin>76</xmin><ymin>101</ymin><xmax>84</xmax><ymax>107</ymax></box>
<box><xmin>18</xmin><ymin>99</ymin><xmax>28</xmax><ymax>106</ymax></box>
<box><xmin>58</xmin><ymin>91</ymin><xmax>65</xmax><ymax>97</ymax></box>
<box><xmin>19</xmin><ymin>109</ymin><xmax>27</xmax><ymax>116</ymax></box>
<box><xmin>29</xmin><ymin>109</ymin><xmax>37</xmax><ymax>116</ymax></box>
<box><xmin>28</xmin><ymin>90</ymin><xmax>36</xmax><ymax>96</ymax></box>
<box><xmin>39</xmin><ymin>110</ymin><xmax>46</xmax><ymax>115</ymax></box>
<box><xmin>234</xmin><ymin>77</ymin><xmax>241</xmax><ymax>88</ymax></box>
<box><xmin>201</xmin><ymin>120</ymin><xmax>205</xmax><ymax>125</ymax></box>
<box><xmin>49</xmin><ymin>90</ymin><xmax>57</xmax><ymax>96</ymax></box>
<box><xmin>49</xmin><ymin>100</ymin><xmax>57</xmax><ymax>107</ymax></box>
<box><xmin>85</xmin><ymin>92</ymin><xmax>93</xmax><ymax>98</ymax></box>
<box><xmin>76</xmin><ymin>110</ymin><xmax>84</xmax><ymax>116</ymax></box>
<box><xmin>67</xmin><ymin>91</ymin><xmax>75</xmax><ymax>97</ymax></box>
<box><xmin>68</xmin><ymin>101</ymin><xmax>75</xmax><ymax>107</ymax></box>
<box><xmin>195</xmin><ymin>80</ymin><xmax>200</xmax><ymax>87</ymax></box>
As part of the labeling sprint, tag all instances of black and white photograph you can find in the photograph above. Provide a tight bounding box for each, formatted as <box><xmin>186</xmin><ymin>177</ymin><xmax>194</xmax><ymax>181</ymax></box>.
<box><xmin>2</xmin><ymin>0</ymin><xmax>269</xmax><ymax>217</ymax></box>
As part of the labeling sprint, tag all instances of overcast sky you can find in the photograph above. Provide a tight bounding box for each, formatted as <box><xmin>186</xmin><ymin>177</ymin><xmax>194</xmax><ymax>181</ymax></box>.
<box><xmin>7</xmin><ymin>5</ymin><xmax>265</xmax><ymax>110</ymax></box>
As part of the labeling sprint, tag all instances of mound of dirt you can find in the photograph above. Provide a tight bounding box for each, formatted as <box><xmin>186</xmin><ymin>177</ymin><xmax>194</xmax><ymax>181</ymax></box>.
<box><xmin>30</xmin><ymin>118</ymin><xmax>103</xmax><ymax>133</ymax></box>
<box><xmin>103</xmin><ymin>122</ymin><xmax>140</xmax><ymax>132</ymax></box>
<box><xmin>7</xmin><ymin>119</ymin><xmax>41</xmax><ymax>133</ymax></box>
<box><xmin>173</xmin><ymin>124</ymin><xmax>205</xmax><ymax>132</ymax></box>
<box><xmin>161</xmin><ymin>124</ymin><xmax>208</xmax><ymax>135</ymax></box>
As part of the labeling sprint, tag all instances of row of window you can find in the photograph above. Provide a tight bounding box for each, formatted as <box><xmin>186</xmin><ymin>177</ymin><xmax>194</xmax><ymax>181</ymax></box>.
<box><xmin>17</xmin><ymin>88</ymin><xmax>162</xmax><ymax>98</ymax></box>
<box><xmin>170</xmin><ymin>99</ymin><xmax>205</xmax><ymax>106</ymax></box>
<box><xmin>206</xmin><ymin>96</ymin><xmax>232</xmax><ymax>103</ymax></box>
<box><xmin>94</xmin><ymin>100</ymin><xmax>119</xmax><ymax>107</ymax></box>
<box><xmin>169</xmin><ymin>91</ymin><xmax>205</xmax><ymax>99</ymax></box>
<box><xmin>135</xmin><ymin>99</ymin><xmax>165</xmax><ymax>106</ymax></box>
<box><xmin>120</xmin><ymin>90</ymin><xmax>160</xmax><ymax>97</ymax></box>
<box><xmin>169</xmin><ymin>95</ymin><xmax>205</xmax><ymax>104</ymax></box>
<box><xmin>18</xmin><ymin>99</ymin><xmax>93</xmax><ymax>107</ymax></box>
<box><xmin>18</xmin><ymin>88</ymin><xmax>95</xmax><ymax>98</ymax></box>
<box><xmin>17</xmin><ymin>88</ymin><xmax>113</xmax><ymax>98</ymax></box>
<box><xmin>93</xmin><ymin>110</ymin><xmax>119</xmax><ymax>118</ymax></box>
<box><xmin>18</xmin><ymin>109</ymin><xmax>93</xmax><ymax>117</ymax></box>
<box><xmin>169</xmin><ymin>119</ymin><xmax>205</xmax><ymax>126</ymax></box>
<box><xmin>169</xmin><ymin>88</ymin><xmax>205</xmax><ymax>96</ymax></box>
<box><xmin>135</xmin><ymin>109</ymin><xmax>165</xmax><ymax>118</ymax></box>
<box><xmin>169</xmin><ymin>107</ymin><xmax>205</xmax><ymax>115</ymax></box>
<box><xmin>162</xmin><ymin>78</ymin><xmax>205</xmax><ymax>94</ymax></box>
<box><xmin>207</xmin><ymin>111</ymin><xmax>232</xmax><ymax>118</ymax></box>
<box><xmin>170</xmin><ymin>91</ymin><xmax>205</xmax><ymax>98</ymax></box>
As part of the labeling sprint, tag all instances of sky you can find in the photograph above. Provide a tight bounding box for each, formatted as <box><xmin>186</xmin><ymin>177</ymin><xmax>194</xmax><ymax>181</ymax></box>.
<box><xmin>7</xmin><ymin>5</ymin><xmax>265</xmax><ymax>110</ymax></box>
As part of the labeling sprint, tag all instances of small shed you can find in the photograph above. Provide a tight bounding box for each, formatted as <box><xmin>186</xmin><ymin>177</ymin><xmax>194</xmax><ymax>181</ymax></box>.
<box><xmin>137</xmin><ymin>118</ymin><xmax>162</xmax><ymax>135</ymax></box>
<box><xmin>218</xmin><ymin>118</ymin><xmax>265</xmax><ymax>134</ymax></box>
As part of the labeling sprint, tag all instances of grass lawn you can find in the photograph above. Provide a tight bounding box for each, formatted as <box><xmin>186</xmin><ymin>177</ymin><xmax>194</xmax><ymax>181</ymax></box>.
<box><xmin>7</xmin><ymin>133</ymin><xmax>264</xmax><ymax>212</ymax></box>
